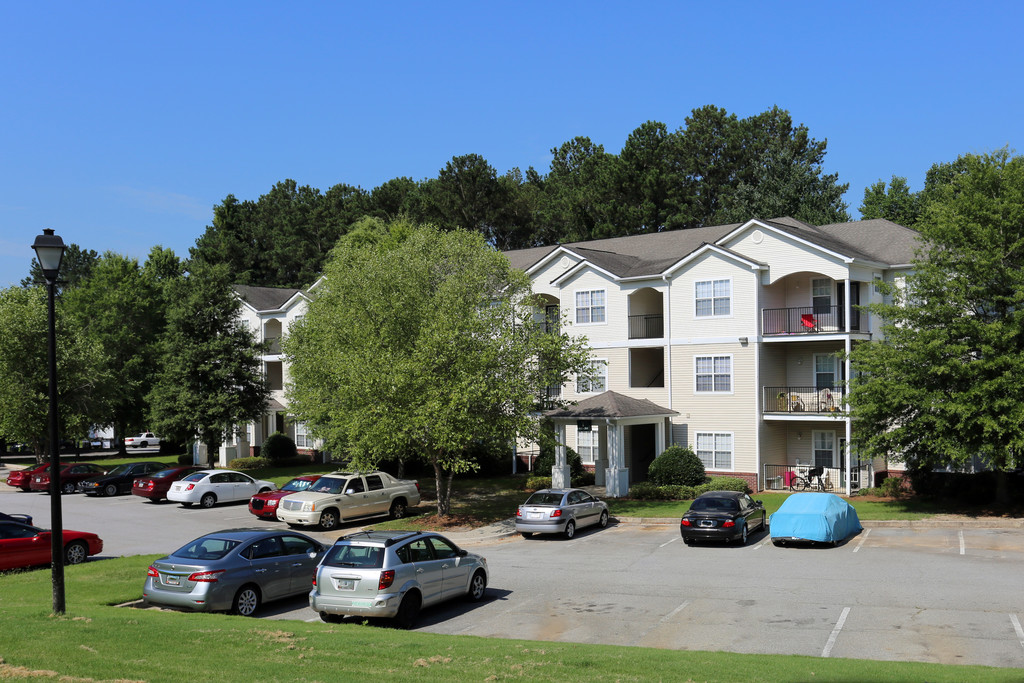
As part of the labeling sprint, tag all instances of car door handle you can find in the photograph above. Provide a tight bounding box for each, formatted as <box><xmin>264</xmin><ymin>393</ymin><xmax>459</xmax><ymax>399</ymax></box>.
<box><xmin>291</xmin><ymin>562</ymin><xmax>304</xmax><ymax>567</ymax></box>
<box><xmin>254</xmin><ymin>568</ymin><xmax>266</xmax><ymax>573</ymax></box>
<box><xmin>416</xmin><ymin>568</ymin><xmax>424</xmax><ymax>574</ymax></box>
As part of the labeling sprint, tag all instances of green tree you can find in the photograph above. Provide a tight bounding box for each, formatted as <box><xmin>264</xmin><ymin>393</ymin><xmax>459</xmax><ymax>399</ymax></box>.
<box><xmin>147</xmin><ymin>261</ymin><xmax>269</xmax><ymax>462</ymax></box>
<box><xmin>284</xmin><ymin>221</ymin><xmax>594</xmax><ymax>516</ymax></box>
<box><xmin>859</xmin><ymin>176</ymin><xmax>923</xmax><ymax>227</ymax></box>
<box><xmin>62</xmin><ymin>249</ymin><xmax>180</xmax><ymax>454</ymax></box>
<box><xmin>21</xmin><ymin>243</ymin><xmax>100</xmax><ymax>290</ymax></box>
<box><xmin>0</xmin><ymin>286</ymin><xmax>104</xmax><ymax>457</ymax></box>
<box><xmin>848</xmin><ymin>149</ymin><xmax>1024</xmax><ymax>502</ymax></box>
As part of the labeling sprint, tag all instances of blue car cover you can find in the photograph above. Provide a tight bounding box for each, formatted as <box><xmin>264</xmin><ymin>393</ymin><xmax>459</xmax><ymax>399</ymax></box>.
<box><xmin>769</xmin><ymin>492</ymin><xmax>862</xmax><ymax>543</ymax></box>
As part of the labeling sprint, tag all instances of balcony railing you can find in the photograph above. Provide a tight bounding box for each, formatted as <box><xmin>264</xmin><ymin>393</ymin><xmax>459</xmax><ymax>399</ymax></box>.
<box><xmin>628</xmin><ymin>314</ymin><xmax>664</xmax><ymax>339</ymax></box>
<box><xmin>762</xmin><ymin>462</ymin><xmax>871</xmax><ymax>492</ymax></box>
<box><xmin>764</xmin><ymin>386</ymin><xmax>844</xmax><ymax>414</ymax></box>
<box><xmin>762</xmin><ymin>305</ymin><xmax>862</xmax><ymax>336</ymax></box>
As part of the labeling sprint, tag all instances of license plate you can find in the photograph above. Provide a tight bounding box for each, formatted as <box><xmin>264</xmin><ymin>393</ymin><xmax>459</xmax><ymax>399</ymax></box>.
<box><xmin>164</xmin><ymin>575</ymin><xmax>180</xmax><ymax>586</ymax></box>
<box><xmin>529</xmin><ymin>512</ymin><xmax>542</xmax><ymax>519</ymax></box>
<box><xmin>699</xmin><ymin>520</ymin><xmax>714</xmax><ymax>528</ymax></box>
<box><xmin>334</xmin><ymin>578</ymin><xmax>355</xmax><ymax>590</ymax></box>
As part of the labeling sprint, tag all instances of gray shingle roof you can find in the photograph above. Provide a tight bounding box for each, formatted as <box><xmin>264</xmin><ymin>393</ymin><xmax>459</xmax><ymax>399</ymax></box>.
<box><xmin>233</xmin><ymin>284</ymin><xmax>305</xmax><ymax>312</ymax></box>
<box><xmin>545</xmin><ymin>391</ymin><xmax>678</xmax><ymax>419</ymax></box>
<box><xmin>504</xmin><ymin>217</ymin><xmax>921</xmax><ymax>277</ymax></box>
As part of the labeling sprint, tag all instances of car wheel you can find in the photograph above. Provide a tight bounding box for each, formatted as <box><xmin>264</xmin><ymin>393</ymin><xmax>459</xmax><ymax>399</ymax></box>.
<box><xmin>233</xmin><ymin>585</ymin><xmax>261</xmax><ymax>617</ymax></box>
<box><xmin>389</xmin><ymin>499</ymin><xmax>407</xmax><ymax>519</ymax></box>
<box><xmin>180</xmin><ymin>502</ymin><xmax>193</xmax><ymax>508</ymax></box>
<box><xmin>520</xmin><ymin>532</ymin><xmax>533</xmax><ymax>539</ymax></box>
<box><xmin>598</xmin><ymin>510</ymin><xmax>609</xmax><ymax>529</ymax></box>
<box><xmin>139</xmin><ymin>442</ymin><xmax>148</xmax><ymax>448</ymax></box>
<box><xmin>395</xmin><ymin>591</ymin><xmax>421</xmax><ymax>629</ymax></box>
<box><xmin>104</xmin><ymin>484</ymin><xmax>118</xmax><ymax>497</ymax></box>
<box><xmin>199</xmin><ymin>493</ymin><xmax>217</xmax><ymax>509</ymax></box>
<box><xmin>761</xmin><ymin>513</ymin><xmax>767</xmax><ymax>532</ymax></box>
<box><xmin>772</xmin><ymin>539</ymin><xmax>784</xmax><ymax>547</ymax></box>
<box><xmin>467</xmin><ymin>570</ymin><xmax>487</xmax><ymax>602</ymax></box>
<box><xmin>737</xmin><ymin>522</ymin><xmax>749</xmax><ymax>546</ymax></box>
<box><xmin>683</xmin><ymin>537</ymin><xmax>694</xmax><ymax>546</ymax></box>
<box><xmin>61</xmin><ymin>482</ymin><xmax>76</xmax><ymax>494</ymax></box>
<box><xmin>319</xmin><ymin>509</ymin><xmax>339</xmax><ymax>530</ymax></box>
<box><xmin>320</xmin><ymin>612</ymin><xmax>343</xmax><ymax>624</ymax></box>
<box><xmin>64</xmin><ymin>541</ymin><xmax>88</xmax><ymax>565</ymax></box>
<box><xmin>563</xmin><ymin>519</ymin><xmax>576</xmax><ymax>540</ymax></box>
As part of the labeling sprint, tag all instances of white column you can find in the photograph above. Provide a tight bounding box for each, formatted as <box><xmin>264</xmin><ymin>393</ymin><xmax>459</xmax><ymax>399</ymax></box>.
<box><xmin>605</xmin><ymin>421</ymin><xmax>629</xmax><ymax>497</ymax></box>
<box><xmin>552</xmin><ymin>422</ymin><xmax>570</xmax><ymax>488</ymax></box>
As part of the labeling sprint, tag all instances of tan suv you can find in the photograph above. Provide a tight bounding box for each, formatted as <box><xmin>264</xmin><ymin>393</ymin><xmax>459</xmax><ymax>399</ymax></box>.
<box><xmin>275</xmin><ymin>471</ymin><xmax>421</xmax><ymax>530</ymax></box>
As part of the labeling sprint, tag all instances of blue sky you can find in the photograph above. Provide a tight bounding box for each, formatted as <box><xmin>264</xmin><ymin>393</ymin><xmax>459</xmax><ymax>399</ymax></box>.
<box><xmin>2</xmin><ymin>1</ymin><xmax>1021</xmax><ymax>286</ymax></box>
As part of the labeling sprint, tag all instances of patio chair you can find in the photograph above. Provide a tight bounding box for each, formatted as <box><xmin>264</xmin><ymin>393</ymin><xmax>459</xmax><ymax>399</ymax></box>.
<box><xmin>800</xmin><ymin>313</ymin><xmax>817</xmax><ymax>332</ymax></box>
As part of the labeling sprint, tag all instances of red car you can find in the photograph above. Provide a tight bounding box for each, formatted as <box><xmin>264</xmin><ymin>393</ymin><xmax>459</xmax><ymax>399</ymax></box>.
<box><xmin>132</xmin><ymin>465</ymin><xmax>205</xmax><ymax>502</ymax></box>
<box><xmin>29</xmin><ymin>463</ymin><xmax>106</xmax><ymax>494</ymax></box>
<box><xmin>0</xmin><ymin>520</ymin><xmax>103</xmax><ymax>570</ymax></box>
<box><xmin>248</xmin><ymin>475</ymin><xmax>322</xmax><ymax>519</ymax></box>
<box><xmin>6</xmin><ymin>463</ymin><xmax>62</xmax><ymax>492</ymax></box>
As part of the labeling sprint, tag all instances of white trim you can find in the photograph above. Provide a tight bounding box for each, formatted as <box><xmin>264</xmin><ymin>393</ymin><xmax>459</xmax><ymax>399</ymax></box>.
<box><xmin>573</xmin><ymin>288</ymin><xmax>608</xmax><ymax>326</ymax></box>
<box><xmin>694</xmin><ymin>354</ymin><xmax>733</xmax><ymax>394</ymax></box>
<box><xmin>812</xmin><ymin>429</ymin><xmax>838</xmax><ymax>468</ymax></box>
<box><xmin>576</xmin><ymin>358</ymin><xmax>608</xmax><ymax>394</ymax></box>
<box><xmin>695</xmin><ymin>431</ymin><xmax>735</xmax><ymax>471</ymax></box>
<box><xmin>695</xmin><ymin>277</ymin><xmax>733</xmax><ymax>319</ymax></box>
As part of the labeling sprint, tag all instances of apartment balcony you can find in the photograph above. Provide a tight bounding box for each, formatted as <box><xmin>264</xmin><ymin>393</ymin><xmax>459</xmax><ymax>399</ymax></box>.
<box><xmin>628</xmin><ymin>314</ymin><xmax>664</xmax><ymax>339</ymax></box>
<box><xmin>763</xmin><ymin>386</ymin><xmax>845</xmax><ymax>416</ymax></box>
<box><xmin>762</xmin><ymin>306</ymin><xmax>863</xmax><ymax>336</ymax></box>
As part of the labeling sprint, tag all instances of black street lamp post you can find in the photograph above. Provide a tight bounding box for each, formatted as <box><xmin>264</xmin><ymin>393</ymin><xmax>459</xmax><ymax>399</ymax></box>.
<box><xmin>32</xmin><ymin>228</ymin><xmax>67</xmax><ymax>614</ymax></box>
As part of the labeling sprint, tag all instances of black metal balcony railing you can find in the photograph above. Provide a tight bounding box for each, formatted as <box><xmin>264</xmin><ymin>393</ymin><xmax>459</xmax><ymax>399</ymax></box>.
<box><xmin>628</xmin><ymin>314</ymin><xmax>664</xmax><ymax>339</ymax></box>
<box><xmin>763</xmin><ymin>386</ymin><xmax>844</xmax><ymax>414</ymax></box>
<box><xmin>762</xmin><ymin>462</ymin><xmax>869</xmax><ymax>491</ymax></box>
<box><xmin>762</xmin><ymin>306</ymin><xmax>862</xmax><ymax>336</ymax></box>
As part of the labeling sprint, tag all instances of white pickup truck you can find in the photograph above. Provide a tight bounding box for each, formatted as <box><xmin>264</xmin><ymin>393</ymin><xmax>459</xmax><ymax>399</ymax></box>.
<box><xmin>275</xmin><ymin>470</ymin><xmax>421</xmax><ymax>530</ymax></box>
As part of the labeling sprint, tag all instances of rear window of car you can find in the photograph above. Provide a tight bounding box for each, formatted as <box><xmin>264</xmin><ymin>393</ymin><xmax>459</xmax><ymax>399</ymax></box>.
<box><xmin>322</xmin><ymin>544</ymin><xmax>384</xmax><ymax>568</ymax></box>
<box><xmin>150</xmin><ymin>468</ymin><xmax>184</xmax><ymax>479</ymax></box>
<box><xmin>525</xmin><ymin>492</ymin><xmax>564</xmax><ymax>506</ymax></box>
<box><xmin>690</xmin><ymin>497</ymin><xmax>739</xmax><ymax>512</ymax></box>
<box><xmin>182</xmin><ymin>472</ymin><xmax>208</xmax><ymax>482</ymax></box>
<box><xmin>173</xmin><ymin>537</ymin><xmax>240</xmax><ymax>560</ymax></box>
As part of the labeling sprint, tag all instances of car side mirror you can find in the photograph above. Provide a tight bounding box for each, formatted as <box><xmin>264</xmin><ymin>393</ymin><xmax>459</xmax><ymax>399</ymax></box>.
<box><xmin>457</xmin><ymin>548</ymin><xmax>468</xmax><ymax>557</ymax></box>
<box><xmin>309</xmin><ymin>551</ymin><xmax>319</xmax><ymax>559</ymax></box>
<box><xmin>756</xmin><ymin>500</ymin><xmax>764</xmax><ymax>507</ymax></box>
<box><xmin>344</xmin><ymin>489</ymin><xmax>355</xmax><ymax>495</ymax></box>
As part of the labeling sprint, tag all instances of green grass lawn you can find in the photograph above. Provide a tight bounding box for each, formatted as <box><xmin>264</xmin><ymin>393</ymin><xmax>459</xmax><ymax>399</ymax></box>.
<box><xmin>0</xmin><ymin>556</ymin><xmax>1018</xmax><ymax>682</ymax></box>
<box><xmin>608</xmin><ymin>492</ymin><xmax>948</xmax><ymax>520</ymax></box>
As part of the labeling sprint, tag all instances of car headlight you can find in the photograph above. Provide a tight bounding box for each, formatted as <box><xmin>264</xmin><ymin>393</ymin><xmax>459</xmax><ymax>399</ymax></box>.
<box><xmin>303</xmin><ymin>502</ymin><xmax>314</xmax><ymax>512</ymax></box>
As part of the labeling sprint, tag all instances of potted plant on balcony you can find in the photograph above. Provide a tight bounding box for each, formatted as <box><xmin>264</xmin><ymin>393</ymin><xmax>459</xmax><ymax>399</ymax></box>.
<box><xmin>776</xmin><ymin>392</ymin><xmax>788</xmax><ymax>411</ymax></box>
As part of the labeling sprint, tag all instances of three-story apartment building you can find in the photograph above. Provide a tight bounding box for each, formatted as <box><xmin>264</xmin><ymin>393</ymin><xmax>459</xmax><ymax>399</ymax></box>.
<box><xmin>506</xmin><ymin>216</ymin><xmax>919</xmax><ymax>496</ymax></box>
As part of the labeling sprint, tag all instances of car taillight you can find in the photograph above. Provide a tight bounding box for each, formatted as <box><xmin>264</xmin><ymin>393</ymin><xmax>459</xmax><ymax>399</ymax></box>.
<box><xmin>312</xmin><ymin>574</ymin><xmax>317</xmax><ymax>588</ymax></box>
<box><xmin>550</xmin><ymin>509</ymin><xmax>562</xmax><ymax>518</ymax></box>
<box><xmin>680</xmin><ymin>519</ymin><xmax>692</xmax><ymax>526</ymax></box>
<box><xmin>147</xmin><ymin>566</ymin><xmax>158</xmax><ymax>577</ymax></box>
<box><xmin>185</xmin><ymin>483</ymin><xmax>195</xmax><ymax>491</ymax></box>
<box><xmin>516</xmin><ymin>509</ymin><xmax>522</xmax><ymax>517</ymax></box>
<box><xmin>378</xmin><ymin>570</ymin><xmax>395</xmax><ymax>590</ymax></box>
<box><xmin>723</xmin><ymin>520</ymin><xmax>735</xmax><ymax>528</ymax></box>
<box><xmin>188</xmin><ymin>569</ymin><xmax>225</xmax><ymax>582</ymax></box>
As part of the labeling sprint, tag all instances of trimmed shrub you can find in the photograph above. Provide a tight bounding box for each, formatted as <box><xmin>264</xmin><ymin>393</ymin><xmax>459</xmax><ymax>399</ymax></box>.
<box><xmin>262</xmin><ymin>432</ymin><xmax>297</xmax><ymax>464</ymax></box>
<box><xmin>532</xmin><ymin>447</ymin><xmax>586</xmax><ymax>481</ymax></box>
<box><xmin>229</xmin><ymin>456</ymin><xmax>270</xmax><ymax>471</ymax></box>
<box><xmin>696</xmin><ymin>476</ymin><xmax>751</xmax><ymax>494</ymax></box>
<box><xmin>648</xmin><ymin>445</ymin><xmax>706</xmax><ymax>486</ymax></box>
<box><xmin>176</xmin><ymin>453</ymin><xmax>193</xmax><ymax>465</ymax></box>
<box><xmin>525</xmin><ymin>476</ymin><xmax>552</xmax><ymax>491</ymax></box>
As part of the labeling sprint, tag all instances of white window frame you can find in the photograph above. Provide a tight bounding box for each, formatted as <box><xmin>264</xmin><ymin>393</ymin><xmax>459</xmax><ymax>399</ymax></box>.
<box><xmin>574</xmin><ymin>289</ymin><xmax>607</xmax><ymax>325</ymax></box>
<box><xmin>695</xmin><ymin>278</ymin><xmax>732</xmax><ymax>318</ymax></box>
<box><xmin>576</xmin><ymin>359</ymin><xmax>607</xmax><ymax>394</ymax></box>
<box><xmin>811</xmin><ymin>277</ymin><xmax>832</xmax><ymax>313</ymax></box>
<box><xmin>813</xmin><ymin>430</ymin><xmax>836</xmax><ymax>468</ymax></box>
<box><xmin>695</xmin><ymin>431</ymin><xmax>734</xmax><ymax>471</ymax></box>
<box><xmin>576</xmin><ymin>429</ymin><xmax>597</xmax><ymax>464</ymax></box>
<box><xmin>294</xmin><ymin>421</ymin><xmax>312</xmax><ymax>449</ymax></box>
<box><xmin>813</xmin><ymin>353</ymin><xmax>837</xmax><ymax>389</ymax></box>
<box><xmin>694</xmin><ymin>354</ymin><xmax>732</xmax><ymax>393</ymax></box>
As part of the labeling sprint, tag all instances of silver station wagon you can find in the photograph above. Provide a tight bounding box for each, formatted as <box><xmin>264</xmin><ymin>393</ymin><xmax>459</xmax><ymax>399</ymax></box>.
<box><xmin>515</xmin><ymin>487</ymin><xmax>610</xmax><ymax>539</ymax></box>
<box><xmin>310</xmin><ymin>530</ymin><xmax>488</xmax><ymax>629</ymax></box>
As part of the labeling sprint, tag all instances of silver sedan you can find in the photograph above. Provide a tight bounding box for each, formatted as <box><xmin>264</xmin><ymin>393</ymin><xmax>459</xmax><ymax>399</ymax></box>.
<box><xmin>142</xmin><ymin>529</ymin><xmax>324</xmax><ymax>616</ymax></box>
<box><xmin>515</xmin><ymin>488</ymin><xmax>609</xmax><ymax>539</ymax></box>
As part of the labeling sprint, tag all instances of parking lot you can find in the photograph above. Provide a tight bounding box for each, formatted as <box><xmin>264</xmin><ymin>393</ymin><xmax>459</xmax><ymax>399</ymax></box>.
<box><xmin>3</xmin><ymin>481</ymin><xmax>1024</xmax><ymax>669</ymax></box>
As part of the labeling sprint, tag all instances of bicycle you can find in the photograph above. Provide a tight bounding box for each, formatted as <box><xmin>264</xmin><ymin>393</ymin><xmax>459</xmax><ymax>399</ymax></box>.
<box><xmin>788</xmin><ymin>466</ymin><xmax>830</xmax><ymax>492</ymax></box>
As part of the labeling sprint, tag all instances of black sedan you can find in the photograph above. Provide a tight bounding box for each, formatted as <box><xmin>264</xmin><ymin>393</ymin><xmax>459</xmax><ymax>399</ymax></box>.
<box><xmin>79</xmin><ymin>461</ymin><xmax>167</xmax><ymax>496</ymax></box>
<box><xmin>679</xmin><ymin>490</ymin><xmax>766</xmax><ymax>546</ymax></box>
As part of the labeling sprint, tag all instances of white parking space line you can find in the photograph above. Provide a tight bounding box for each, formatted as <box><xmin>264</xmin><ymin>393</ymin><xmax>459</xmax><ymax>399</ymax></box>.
<box><xmin>752</xmin><ymin>538</ymin><xmax>768</xmax><ymax>550</ymax></box>
<box><xmin>1011</xmin><ymin>614</ymin><xmax>1024</xmax><ymax>651</ymax></box>
<box><xmin>629</xmin><ymin>599</ymin><xmax>691</xmax><ymax>645</ymax></box>
<box><xmin>959</xmin><ymin>530</ymin><xmax>966</xmax><ymax>555</ymax></box>
<box><xmin>821</xmin><ymin>606</ymin><xmax>850</xmax><ymax>658</ymax></box>
<box><xmin>659</xmin><ymin>536</ymin><xmax>680</xmax><ymax>548</ymax></box>
<box><xmin>659</xmin><ymin>599</ymin><xmax>690</xmax><ymax>623</ymax></box>
<box><xmin>852</xmin><ymin>528</ymin><xmax>871</xmax><ymax>552</ymax></box>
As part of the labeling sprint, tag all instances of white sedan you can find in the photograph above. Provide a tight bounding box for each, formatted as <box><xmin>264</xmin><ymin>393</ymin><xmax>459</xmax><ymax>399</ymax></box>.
<box><xmin>167</xmin><ymin>470</ymin><xmax>276</xmax><ymax>508</ymax></box>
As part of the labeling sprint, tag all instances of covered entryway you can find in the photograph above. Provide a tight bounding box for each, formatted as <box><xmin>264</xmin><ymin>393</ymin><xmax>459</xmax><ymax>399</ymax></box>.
<box><xmin>544</xmin><ymin>391</ymin><xmax>678</xmax><ymax>497</ymax></box>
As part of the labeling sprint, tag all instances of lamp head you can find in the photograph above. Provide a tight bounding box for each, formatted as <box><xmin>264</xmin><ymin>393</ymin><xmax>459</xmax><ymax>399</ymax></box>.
<box><xmin>32</xmin><ymin>229</ymin><xmax>66</xmax><ymax>283</ymax></box>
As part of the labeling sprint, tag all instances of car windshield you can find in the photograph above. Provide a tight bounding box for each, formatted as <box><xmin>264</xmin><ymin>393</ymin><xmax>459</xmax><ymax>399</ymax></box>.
<box><xmin>690</xmin><ymin>497</ymin><xmax>739</xmax><ymax>512</ymax></box>
<box><xmin>322</xmin><ymin>544</ymin><xmax>384</xmax><ymax>568</ymax></box>
<box><xmin>149</xmin><ymin>468</ymin><xmax>181</xmax><ymax>479</ymax></box>
<box><xmin>309</xmin><ymin>477</ymin><xmax>346</xmax><ymax>494</ymax></box>
<box><xmin>172</xmin><ymin>537</ymin><xmax>241</xmax><ymax>560</ymax></box>
<box><xmin>182</xmin><ymin>472</ymin><xmax>208</xmax><ymax>483</ymax></box>
<box><xmin>104</xmin><ymin>464</ymin><xmax>131</xmax><ymax>476</ymax></box>
<box><xmin>525</xmin><ymin>492</ymin><xmax>565</xmax><ymax>506</ymax></box>
<box><xmin>281</xmin><ymin>478</ymin><xmax>315</xmax><ymax>492</ymax></box>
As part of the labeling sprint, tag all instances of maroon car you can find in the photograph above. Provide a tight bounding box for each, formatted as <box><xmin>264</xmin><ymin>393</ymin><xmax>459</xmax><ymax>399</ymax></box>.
<box><xmin>248</xmin><ymin>475</ymin><xmax>322</xmax><ymax>519</ymax></box>
<box><xmin>132</xmin><ymin>465</ymin><xmax>205</xmax><ymax>502</ymax></box>
<box><xmin>6</xmin><ymin>463</ymin><xmax>61</xmax><ymax>492</ymax></box>
<box><xmin>29</xmin><ymin>463</ymin><xmax>106</xmax><ymax>494</ymax></box>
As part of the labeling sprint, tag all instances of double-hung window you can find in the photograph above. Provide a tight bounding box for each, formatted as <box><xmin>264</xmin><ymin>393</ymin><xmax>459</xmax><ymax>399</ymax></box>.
<box><xmin>813</xmin><ymin>431</ymin><xmax>835</xmax><ymax>468</ymax></box>
<box><xmin>695</xmin><ymin>279</ymin><xmax>731</xmax><ymax>317</ymax></box>
<box><xmin>575</xmin><ymin>290</ymin><xmax>606</xmax><ymax>324</ymax></box>
<box><xmin>696</xmin><ymin>432</ymin><xmax>733</xmax><ymax>470</ymax></box>
<box><xmin>294</xmin><ymin>421</ymin><xmax>312</xmax><ymax>449</ymax></box>
<box><xmin>577</xmin><ymin>360</ymin><xmax>607</xmax><ymax>393</ymax></box>
<box><xmin>695</xmin><ymin>355</ymin><xmax>732</xmax><ymax>393</ymax></box>
<box><xmin>576</xmin><ymin>430</ymin><xmax>597</xmax><ymax>464</ymax></box>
